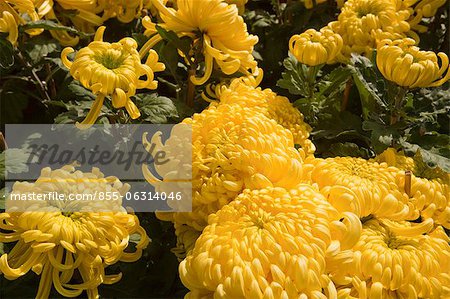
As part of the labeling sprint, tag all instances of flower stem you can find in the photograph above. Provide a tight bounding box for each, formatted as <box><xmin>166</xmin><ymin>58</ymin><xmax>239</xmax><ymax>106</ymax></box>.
<box><xmin>390</xmin><ymin>86</ymin><xmax>407</xmax><ymax>125</ymax></box>
<box><xmin>341</xmin><ymin>79</ymin><xmax>352</xmax><ymax>111</ymax></box>
<box><xmin>16</xmin><ymin>51</ymin><xmax>52</xmax><ymax>103</ymax></box>
<box><xmin>186</xmin><ymin>68</ymin><xmax>196</xmax><ymax>107</ymax></box>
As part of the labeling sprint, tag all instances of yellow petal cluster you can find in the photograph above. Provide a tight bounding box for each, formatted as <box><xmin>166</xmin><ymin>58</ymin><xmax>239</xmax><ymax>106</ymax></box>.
<box><xmin>61</xmin><ymin>26</ymin><xmax>165</xmax><ymax>127</ymax></box>
<box><xmin>307</xmin><ymin>156</ymin><xmax>416</xmax><ymax>220</ymax></box>
<box><xmin>334</xmin><ymin>218</ymin><xmax>450</xmax><ymax>298</ymax></box>
<box><xmin>403</xmin><ymin>0</ymin><xmax>447</xmax><ymax>32</ymax></box>
<box><xmin>97</xmin><ymin>0</ymin><xmax>167</xmax><ymax>23</ymax></box>
<box><xmin>0</xmin><ymin>165</ymin><xmax>150</xmax><ymax>299</ymax></box>
<box><xmin>0</xmin><ymin>0</ymin><xmax>166</xmax><ymax>46</ymax></box>
<box><xmin>209</xmin><ymin>76</ymin><xmax>315</xmax><ymax>155</ymax></box>
<box><xmin>0</xmin><ymin>10</ymin><xmax>18</xmax><ymax>45</ymax></box>
<box><xmin>144</xmin><ymin>103</ymin><xmax>306</xmax><ymax>257</ymax></box>
<box><xmin>372</xmin><ymin>147</ymin><xmax>416</xmax><ymax>171</ymax></box>
<box><xmin>376</xmin><ymin>38</ymin><xmax>450</xmax><ymax>88</ymax></box>
<box><xmin>327</xmin><ymin>0</ymin><xmax>412</xmax><ymax>57</ymax></box>
<box><xmin>180</xmin><ymin>186</ymin><xmax>362</xmax><ymax>299</ymax></box>
<box><xmin>289</xmin><ymin>28</ymin><xmax>343</xmax><ymax>66</ymax></box>
<box><xmin>1</xmin><ymin>0</ymin><xmax>92</xmax><ymax>46</ymax></box>
<box><xmin>303</xmin><ymin>0</ymin><xmax>328</xmax><ymax>9</ymax></box>
<box><xmin>140</xmin><ymin>0</ymin><xmax>259</xmax><ymax>85</ymax></box>
<box><xmin>53</xmin><ymin>0</ymin><xmax>103</xmax><ymax>38</ymax></box>
<box><xmin>376</xmin><ymin>149</ymin><xmax>450</xmax><ymax>228</ymax></box>
<box><xmin>224</xmin><ymin>0</ymin><xmax>248</xmax><ymax>14</ymax></box>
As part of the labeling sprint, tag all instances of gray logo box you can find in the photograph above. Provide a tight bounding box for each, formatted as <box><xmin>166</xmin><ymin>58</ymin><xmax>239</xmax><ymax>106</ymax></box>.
<box><xmin>4</xmin><ymin>124</ymin><xmax>192</xmax><ymax>212</ymax></box>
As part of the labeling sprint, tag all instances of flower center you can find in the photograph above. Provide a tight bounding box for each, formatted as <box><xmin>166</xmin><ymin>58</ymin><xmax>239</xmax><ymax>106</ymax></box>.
<box><xmin>250</xmin><ymin>211</ymin><xmax>273</xmax><ymax>229</ymax></box>
<box><xmin>355</xmin><ymin>2</ymin><xmax>381</xmax><ymax>17</ymax></box>
<box><xmin>93</xmin><ymin>50</ymin><xmax>126</xmax><ymax>70</ymax></box>
<box><xmin>345</xmin><ymin>163</ymin><xmax>378</xmax><ymax>180</ymax></box>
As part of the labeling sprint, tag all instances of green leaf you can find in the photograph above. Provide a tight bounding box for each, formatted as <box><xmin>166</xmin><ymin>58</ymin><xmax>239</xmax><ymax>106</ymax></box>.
<box><xmin>277</xmin><ymin>54</ymin><xmax>309</xmax><ymax>97</ymax></box>
<box><xmin>54</xmin><ymin>100</ymin><xmax>111</xmax><ymax>124</ymax></box>
<box><xmin>0</xmin><ymin>37</ymin><xmax>14</xmax><ymax>69</ymax></box>
<box><xmin>23</xmin><ymin>35</ymin><xmax>59</xmax><ymax>64</ymax></box>
<box><xmin>155</xmin><ymin>25</ymin><xmax>191</xmax><ymax>60</ymax></box>
<box><xmin>135</xmin><ymin>93</ymin><xmax>179</xmax><ymax>123</ymax></box>
<box><xmin>0</xmin><ymin>89</ymin><xmax>29</xmax><ymax>123</ymax></box>
<box><xmin>349</xmin><ymin>54</ymin><xmax>387</xmax><ymax>118</ymax></box>
<box><xmin>159</xmin><ymin>43</ymin><xmax>181</xmax><ymax>83</ymax></box>
<box><xmin>19</xmin><ymin>20</ymin><xmax>80</xmax><ymax>35</ymax></box>
<box><xmin>0</xmin><ymin>185</ymin><xmax>8</xmax><ymax>209</ymax></box>
<box><xmin>3</xmin><ymin>148</ymin><xmax>33</xmax><ymax>177</ymax></box>
<box><xmin>363</xmin><ymin>120</ymin><xmax>401</xmax><ymax>152</ymax></box>
<box><xmin>316</xmin><ymin>66</ymin><xmax>352</xmax><ymax>98</ymax></box>
<box><xmin>400</xmin><ymin>141</ymin><xmax>450</xmax><ymax>172</ymax></box>
<box><xmin>67</xmin><ymin>80</ymin><xmax>96</xmax><ymax>101</ymax></box>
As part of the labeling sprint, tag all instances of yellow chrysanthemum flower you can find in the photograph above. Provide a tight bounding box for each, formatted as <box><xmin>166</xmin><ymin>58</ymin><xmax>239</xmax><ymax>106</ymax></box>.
<box><xmin>289</xmin><ymin>28</ymin><xmax>343</xmax><ymax>66</ymax></box>
<box><xmin>328</xmin><ymin>0</ymin><xmax>412</xmax><ymax>57</ymax></box>
<box><xmin>143</xmin><ymin>104</ymin><xmax>306</xmax><ymax>257</ymax></box>
<box><xmin>373</xmin><ymin>148</ymin><xmax>449</xmax><ymax>184</ymax></box>
<box><xmin>54</xmin><ymin>0</ymin><xmax>104</xmax><ymax>33</ymax></box>
<box><xmin>224</xmin><ymin>0</ymin><xmax>248</xmax><ymax>13</ymax></box>
<box><xmin>0</xmin><ymin>10</ymin><xmax>18</xmax><ymax>45</ymax></box>
<box><xmin>372</xmin><ymin>148</ymin><xmax>416</xmax><ymax>171</ymax></box>
<box><xmin>1</xmin><ymin>0</ymin><xmax>90</xmax><ymax>46</ymax></box>
<box><xmin>1</xmin><ymin>0</ymin><xmax>43</xmax><ymax>36</ymax></box>
<box><xmin>404</xmin><ymin>0</ymin><xmax>447</xmax><ymax>32</ymax></box>
<box><xmin>97</xmin><ymin>0</ymin><xmax>166</xmax><ymax>23</ymax></box>
<box><xmin>61</xmin><ymin>26</ymin><xmax>165</xmax><ymax>127</ymax></box>
<box><xmin>376</xmin><ymin>38</ymin><xmax>450</xmax><ymax>88</ymax></box>
<box><xmin>308</xmin><ymin>157</ymin><xmax>416</xmax><ymax>220</ymax></box>
<box><xmin>208</xmin><ymin>76</ymin><xmax>315</xmax><ymax>155</ymax></box>
<box><xmin>373</xmin><ymin>148</ymin><xmax>450</xmax><ymax>228</ymax></box>
<box><xmin>334</xmin><ymin>219</ymin><xmax>450</xmax><ymax>298</ymax></box>
<box><xmin>180</xmin><ymin>186</ymin><xmax>362</xmax><ymax>299</ymax></box>
<box><xmin>0</xmin><ymin>165</ymin><xmax>149</xmax><ymax>299</ymax></box>
<box><xmin>140</xmin><ymin>0</ymin><xmax>259</xmax><ymax>85</ymax></box>
<box><xmin>405</xmin><ymin>175</ymin><xmax>449</xmax><ymax>228</ymax></box>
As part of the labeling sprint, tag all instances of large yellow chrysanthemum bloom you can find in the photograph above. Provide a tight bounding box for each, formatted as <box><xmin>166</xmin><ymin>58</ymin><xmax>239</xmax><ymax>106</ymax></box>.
<box><xmin>328</xmin><ymin>0</ymin><xmax>411</xmax><ymax>57</ymax></box>
<box><xmin>180</xmin><ymin>186</ymin><xmax>362</xmax><ymax>299</ymax></box>
<box><xmin>0</xmin><ymin>10</ymin><xmax>18</xmax><ymax>45</ymax></box>
<box><xmin>140</xmin><ymin>0</ymin><xmax>259</xmax><ymax>85</ymax></box>
<box><xmin>334</xmin><ymin>219</ymin><xmax>450</xmax><ymax>298</ymax></box>
<box><xmin>208</xmin><ymin>76</ymin><xmax>315</xmax><ymax>155</ymax></box>
<box><xmin>0</xmin><ymin>165</ymin><xmax>149</xmax><ymax>298</ymax></box>
<box><xmin>289</xmin><ymin>28</ymin><xmax>343</xmax><ymax>66</ymax></box>
<box><xmin>61</xmin><ymin>26</ymin><xmax>165</xmax><ymax>128</ymax></box>
<box><xmin>307</xmin><ymin>157</ymin><xmax>416</xmax><ymax>220</ymax></box>
<box><xmin>376</xmin><ymin>38</ymin><xmax>450</xmax><ymax>88</ymax></box>
<box><xmin>143</xmin><ymin>104</ymin><xmax>305</xmax><ymax>257</ymax></box>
